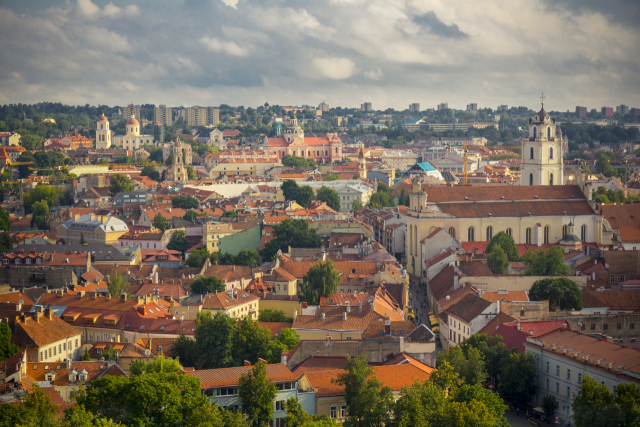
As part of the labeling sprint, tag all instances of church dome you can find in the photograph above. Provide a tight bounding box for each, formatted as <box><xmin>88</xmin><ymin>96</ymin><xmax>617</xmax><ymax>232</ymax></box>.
<box><xmin>127</xmin><ymin>116</ymin><xmax>139</xmax><ymax>125</ymax></box>
<box><xmin>98</xmin><ymin>114</ymin><xmax>108</xmax><ymax>122</ymax></box>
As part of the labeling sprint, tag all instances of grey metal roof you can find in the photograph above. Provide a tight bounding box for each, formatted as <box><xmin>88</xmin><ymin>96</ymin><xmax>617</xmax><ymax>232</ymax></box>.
<box><xmin>10</xmin><ymin>244</ymin><xmax>136</xmax><ymax>262</ymax></box>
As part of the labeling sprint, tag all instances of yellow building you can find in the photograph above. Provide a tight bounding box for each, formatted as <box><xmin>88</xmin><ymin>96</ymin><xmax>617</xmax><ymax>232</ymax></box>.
<box><xmin>113</xmin><ymin>116</ymin><xmax>154</xmax><ymax>150</ymax></box>
<box><xmin>203</xmin><ymin>222</ymin><xmax>235</xmax><ymax>252</ymax></box>
<box><xmin>200</xmin><ymin>288</ymin><xmax>260</xmax><ymax>319</ymax></box>
<box><xmin>57</xmin><ymin>214</ymin><xmax>129</xmax><ymax>245</ymax></box>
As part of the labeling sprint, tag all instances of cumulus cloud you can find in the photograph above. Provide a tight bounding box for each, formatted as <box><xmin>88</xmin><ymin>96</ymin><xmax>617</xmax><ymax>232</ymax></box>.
<box><xmin>200</xmin><ymin>36</ymin><xmax>249</xmax><ymax>57</ymax></box>
<box><xmin>312</xmin><ymin>58</ymin><xmax>357</xmax><ymax>80</ymax></box>
<box><xmin>0</xmin><ymin>0</ymin><xmax>637</xmax><ymax>110</ymax></box>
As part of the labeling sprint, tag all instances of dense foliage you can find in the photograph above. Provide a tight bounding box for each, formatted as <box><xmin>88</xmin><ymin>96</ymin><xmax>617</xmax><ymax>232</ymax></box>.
<box><xmin>300</xmin><ymin>260</ymin><xmax>341</xmax><ymax>305</ymax></box>
<box><xmin>260</xmin><ymin>219</ymin><xmax>321</xmax><ymax>262</ymax></box>
<box><xmin>529</xmin><ymin>277</ymin><xmax>584</xmax><ymax>311</ymax></box>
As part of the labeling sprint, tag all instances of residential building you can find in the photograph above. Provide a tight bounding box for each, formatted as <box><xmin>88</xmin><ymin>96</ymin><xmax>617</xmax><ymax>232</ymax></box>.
<box><xmin>4</xmin><ymin>146</ymin><xmax>26</xmax><ymax>162</ymax></box>
<box><xmin>203</xmin><ymin>222</ymin><xmax>235</xmax><ymax>252</ymax></box>
<box><xmin>402</xmin><ymin>119</ymin><xmax>424</xmax><ymax>132</ymax></box>
<box><xmin>113</xmin><ymin>116</ymin><xmax>154</xmax><ymax>151</ymax></box>
<box><xmin>526</xmin><ymin>328</ymin><xmax>640</xmax><ymax>424</ymax></box>
<box><xmin>141</xmin><ymin>249</ymin><xmax>182</xmax><ymax>268</ymax></box>
<box><xmin>189</xmin><ymin>362</ymin><xmax>311</xmax><ymax>421</ymax></box>
<box><xmin>11</xmin><ymin>307</ymin><xmax>83</xmax><ymax>362</ymax></box>
<box><xmin>112</xmin><ymin>191</ymin><xmax>148</xmax><ymax>208</ymax></box>
<box><xmin>57</xmin><ymin>214</ymin><xmax>129</xmax><ymax>245</ymax></box>
<box><xmin>497</xmin><ymin>105</ymin><xmax>509</xmax><ymax>111</ymax></box>
<box><xmin>60</xmin><ymin>133</ymin><xmax>93</xmax><ymax>150</ymax></box>
<box><xmin>576</xmin><ymin>106</ymin><xmax>587</xmax><ymax>118</ymax></box>
<box><xmin>0</xmin><ymin>131</ymin><xmax>21</xmax><ymax>146</ymax></box>
<box><xmin>96</xmin><ymin>114</ymin><xmax>111</xmax><ymax>149</ymax></box>
<box><xmin>440</xmin><ymin>292</ymin><xmax>500</xmax><ymax>349</ymax></box>
<box><xmin>464</xmin><ymin>122</ymin><xmax>498</xmax><ymax>130</ymax></box>
<box><xmin>154</xmin><ymin>105</ymin><xmax>173</xmax><ymax>126</ymax></box>
<box><xmin>1</xmin><ymin>249</ymin><xmax>90</xmax><ymax>276</ymax></box>
<box><xmin>361</xmin><ymin>102</ymin><xmax>372</xmax><ymax>112</ymax></box>
<box><xmin>118</xmin><ymin>229</ymin><xmax>178</xmax><ymax>251</ymax></box>
<box><xmin>617</xmin><ymin>105</ymin><xmax>630</xmax><ymax>115</ymax></box>
<box><xmin>121</xmin><ymin>104</ymin><xmax>141</xmax><ymax>121</ymax></box>
<box><xmin>409</xmin><ymin>103</ymin><xmax>420</xmax><ymax>113</ymax></box>
<box><xmin>185</xmin><ymin>106</ymin><xmax>219</xmax><ymax>127</ymax></box>
<box><xmin>601</xmin><ymin>107</ymin><xmax>613</xmax><ymax>116</ymax></box>
<box><xmin>381</xmin><ymin>150</ymin><xmax>421</xmax><ymax>172</ymax></box>
<box><xmin>466</xmin><ymin>103</ymin><xmax>477</xmax><ymax>112</ymax></box>
<box><xmin>333</xmin><ymin>116</ymin><xmax>348</xmax><ymax>127</ymax></box>
<box><xmin>79</xmin><ymin>187</ymin><xmax>111</xmax><ymax>207</ymax></box>
<box><xmin>199</xmin><ymin>288</ymin><xmax>260</xmax><ymax>319</ymax></box>
<box><xmin>318</xmin><ymin>102</ymin><xmax>330</xmax><ymax>112</ymax></box>
<box><xmin>437</xmin><ymin>103</ymin><xmax>448</xmax><ymax>110</ymax></box>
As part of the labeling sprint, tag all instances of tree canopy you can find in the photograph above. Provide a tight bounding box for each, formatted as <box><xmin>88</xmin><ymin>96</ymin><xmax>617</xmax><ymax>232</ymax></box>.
<box><xmin>315</xmin><ymin>186</ymin><xmax>340</xmax><ymax>211</ymax></box>
<box><xmin>106</xmin><ymin>270</ymin><xmax>129</xmax><ymax>299</ymax></box>
<box><xmin>172</xmin><ymin>195</ymin><xmax>199</xmax><ymax>209</ymax></box>
<box><xmin>0</xmin><ymin>322</ymin><xmax>18</xmax><ymax>361</ymax></box>
<box><xmin>260</xmin><ymin>219</ymin><xmax>321</xmax><ymax>262</ymax></box>
<box><xmin>522</xmin><ymin>246</ymin><xmax>570</xmax><ymax>276</ymax></box>
<box><xmin>300</xmin><ymin>260</ymin><xmax>341</xmax><ymax>305</ymax></box>
<box><xmin>190</xmin><ymin>276</ymin><xmax>225</xmax><ymax>294</ymax></box>
<box><xmin>529</xmin><ymin>277</ymin><xmax>584</xmax><ymax>310</ymax></box>
<box><xmin>281</xmin><ymin>180</ymin><xmax>314</xmax><ymax>207</ymax></box>
<box><xmin>108</xmin><ymin>174</ymin><xmax>134</xmax><ymax>196</ymax></box>
<box><xmin>140</xmin><ymin>164</ymin><xmax>160</xmax><ymax>181</ymax></box>
<box><xmin>239</xmin><ymin>361</ymin><xmax>278</xmax><ymax>427</ymax></box>
<box><xmin>167</xmin><ymin>230</ymin><xmax>189</xmax><ymax>254</ymax></box>
<box><xmin>485</xmin><ymin>231</ymin><xmax>519</xmax><ymax>262</ymax></box>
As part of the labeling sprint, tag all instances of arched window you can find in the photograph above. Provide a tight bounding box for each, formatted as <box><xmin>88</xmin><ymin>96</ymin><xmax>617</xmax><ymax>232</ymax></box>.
<box><xmin>530</xmin><ymin>147</ymin><xmax>534</xmax><ymax>159</ymax></box>
<box><xmin>581</xmin><ymin>224</ymin><xmax>587</xmax><ymax>242</ymax></box>
<box><xmin>468</xmin><ymin>227</ymin><xmax>475</xmax><ymax>242</ymax></box>
<box><xmin>547</xmin><ymin>127</ymin><xmax>551</xmax><ymax>139</ymax></box>
<box><xmin>533</xmin><ymin>127</ymin><xmax>537</xmax><ymax>139</ymax></box>
<box><xmin>549</xmin><ymin>147</ymin><xmax>554</xmax><ymax>159</ymax></box>
<box><xmin>486</xmin><ymin>226</ymin><xmax>493</xmax><ymax>241</ymax></box>
<box><xmin>414</xmin><ymin>225</ymin><xmax>418</xmax><ymax>256</ymax></box>
<box><xmin>506</xmin><ymin>228</ymin><xmax>512</xmax><ymax>237</ymax></box>
<box><xmin>448</xmin><ymin>227</ymin><xmax>455</xmax><ymax>238</ymax></box>
<box><xmin>602</xmin><ymin>224</ymin><xmax>607</xmax><ymax>232</ymax></box>
<box><xmin>525</xmin><ymin>228</ymin><xmax>532</xmax><ymax>245</ymax></box>
<box><xmin>544</xmin><ymin>226</ymin><xmax>550</xmax><ymax>244</ymax></box>
<box><xmin>529</xmin><ymin>173</ymin><xmax>534</xmax><ymax>186</ymax></box>
<box><xmin>549</xmin><ymin>173</ymin><xmax>554</xmax><ymax>186</ymax></box>
<box><xmin>563</xmin><ymin>225</ymin><xmax>568</xmax><ymax>237</ymax></box>
<box><xmin>409</xmin><ymin>225</ymin><xmax>413</xmax><ymax>255</ymax></box>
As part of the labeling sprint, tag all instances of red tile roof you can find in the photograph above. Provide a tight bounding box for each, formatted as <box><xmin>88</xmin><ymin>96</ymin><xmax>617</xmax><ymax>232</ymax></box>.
<box><xmin>188</xmin><ymin>363</ymin><xmax>296</xmax><ymax>388</ymax></box>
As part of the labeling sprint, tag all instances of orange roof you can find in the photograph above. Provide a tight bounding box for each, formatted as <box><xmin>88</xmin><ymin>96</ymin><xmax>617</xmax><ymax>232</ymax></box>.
<box><xmin>0</xmin><ymin>291</ymin><xmax>34</xmax><ymax>304</ymax></box>
<box><xmin>305</xmin><ymin>364</ymin><xmax>434</xmax><ymax>397</ymax></box>
<box><xmin>188</xmin><ymin>363</ymin><xmax>296</xmax><ymax>388</ymax></box>
<box><xmin>481</xmin><ymin>291</ymin><xmax>529</xmax><ymax>303</ymax></box>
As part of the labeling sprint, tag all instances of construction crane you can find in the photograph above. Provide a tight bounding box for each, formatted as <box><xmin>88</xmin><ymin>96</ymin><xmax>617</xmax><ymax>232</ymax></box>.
<box><xmin>463</xmin><ymin>138</ymin><xmax>468</xmax><ymax>185</ymax></box>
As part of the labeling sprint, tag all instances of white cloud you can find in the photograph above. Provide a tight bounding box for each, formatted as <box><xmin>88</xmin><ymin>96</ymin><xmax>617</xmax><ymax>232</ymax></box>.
<box><xmin>200</xmin><ymin>36</ymin><xmax>249</xmax><ymax>57</ymax></box>
<box><xmin>312</xmin><ymin>57</ymin><xmax>358</xmax><ymax>80</ymax></box>
<box><xmin>364</xmin><ymin>67</ymin><xmax>383</xmax><ymax>80</ymax></box>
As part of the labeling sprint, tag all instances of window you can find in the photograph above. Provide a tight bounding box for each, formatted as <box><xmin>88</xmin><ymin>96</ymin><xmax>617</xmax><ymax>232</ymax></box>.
<box><xmin>550</xmin><ymin>146</ymin><xmax>554</xmax><ymax>159</ymax></box>
<box><xmin>546</xmin><ymin>361</ymin><xmax>549</xmax><ymax>372</ymax></box>
<box><xmin>556</xmin><ymin>365</ymin><xmax>560</xmax><ymax>376</ymax></box>
<box><xmin>581</xmin><ymin>224</ymin><xmax>587</xmax><ymax>242</ymax></box>
<box><xmin>563</xmin><ymin>225</ymin><xmax>568</xmax><ymax>237</ymax></box>
<box><xmin>567</xmin><ymin>368</ymin><xmax>571</xmax><ymax>380</ymax></box>
<box><xmin>611</xmin><ymin>276</ymin><xmax>615</xmax><ymax>284</ymax></box>
<box><xmin>468</xmin><ymin>227</ymin><xmax>475</xmax><ymax>242</ymax></box>
<box><xmin>617</xmin><ymin>323</ymin><xmax>622</xmax><ymax>330</ymax></box>
<box><xmin>544</xmin><ymin>226</ymin><xmax>549</xmax><ymax>244</ymax></box>
<box><xmin>580</xmin><ymin>323</ymin><xmax>585</xmax><ymax>331</ymax></box>
<box><xmin>591</xmin><ymin>324</ymin><xmax>596</xmax><ymax>330</ymax></box>
<box><xmin>621</xmin><ymin>276</ymin><xmax>625</xmax><ymax>282</ymax></box>
<box><xmin>525</xmin><ymin>228</ymin><xmax>532</xmax><ymax>245</ymax></box>
<box><xmin>529</xmin><ymin>173</ymin><xmax>534</xmax><ymax>186</ymax></box>
<box><xmin>275</xmin><ymin>401</ymin><xmax>285</xmax><ymax>411</ymax></box>
<box><xmin>631</xmin><ymin>323</ymin><xmax>635</xmax><ymax>329</ymax></box>
<box><xmin>530</xmin><ymin>146</ymin><xmax>534</xmax><ymax>159</ymax></box>
<box><xmin>341</xmin><ymin>405</ymin><xmax>348</xmax><ymax>418</ymax></box>
<box><xmin>506</xmin><ymin>228</ymin><xmax>512</xmax><ymax>237</ymax></box>
<box><xmin>556</xmin><ymin>382</ymin><xmax>560</xmax><ymax>394</ymax></box>
<box><xmin>546</xmin><ymin>378</ymin><xmax>549</xmax><ymax>389</ymax></box>
<box><xmin>486</xmin><ymin>226</ymin><xmax>493</xmax><ymax>241</ymax></box>
<box><xmin>330</xmin><ymin>406</ymin><xmax>337</xmax><ymax>419</ymax></box>
<box><xmin>578</xmin><ymin>373</ymin><xmax>582</xmax><ymax>384</ymax></box>
<box><xmin>448</xmin><ymin>227</ymin><xmax>455</xmax><ymax>238</ymax></box>
<box><xmin>603</xmin><ymin>323</ymin><xmax>608</xmax><ymax>330</ymax></box>
<box><xmin>549</xmin><ymin>173</ymin><xmax>554</xmax><ymax>185</ymax></box>
<box><xmin>567</xmin><ymin>385</ymin><xmax>571</xmax><ymax>397</ymax></box>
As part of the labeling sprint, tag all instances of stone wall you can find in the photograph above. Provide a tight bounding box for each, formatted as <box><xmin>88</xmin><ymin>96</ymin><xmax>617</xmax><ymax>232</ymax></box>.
<box><xmin>554</xmin><ymin>313</ymin><xmax>640</xmax><ymax>338</ymax></box>
<box><xmin>0</xmin><ymin>267</ymin><xmax>77</xmax><ymax>289</ymax></box>
<box><xmin>500</xmin><ymin>300</ymin><xmax>549</xmax><ymax>321</ymax></box>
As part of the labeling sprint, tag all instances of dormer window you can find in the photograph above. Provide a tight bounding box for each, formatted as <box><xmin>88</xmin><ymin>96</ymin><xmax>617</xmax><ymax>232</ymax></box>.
<box><xmin>79</xmin><ymin>375</ymin><xmax>87</xmax><ymax>382</ymax></box>
<box><xmin>2</xmin><ymin>259</ymin><xmax>8</xmax><ymax>264</ymax></box>
<box><xmin>25</xmin><ymin>258</ymin><xmax>31</xmax><ymax>264</ymax></box>
<box><xmin>36</xmin><ymin>258</ymin><xmax>42</xmax><ymax>264</ymax></box>
<box><xmin>15</xmin><ymin>259</ymin><xmax>21</xmax><ymax>264</ymax></box>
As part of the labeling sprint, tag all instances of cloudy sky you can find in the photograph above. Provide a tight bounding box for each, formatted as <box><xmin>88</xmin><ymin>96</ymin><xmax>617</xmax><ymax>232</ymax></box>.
<box><xmin>0</xmin><ymin>0</ymin><xmax>639</xmax><ymax>111</ymax></box>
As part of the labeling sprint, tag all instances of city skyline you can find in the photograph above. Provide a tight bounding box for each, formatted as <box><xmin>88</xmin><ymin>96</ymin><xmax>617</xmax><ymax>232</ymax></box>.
<box><xmin>0</xmin><ymin>0</ymin><xmax>639</xmax><ymax>110</ymax></box>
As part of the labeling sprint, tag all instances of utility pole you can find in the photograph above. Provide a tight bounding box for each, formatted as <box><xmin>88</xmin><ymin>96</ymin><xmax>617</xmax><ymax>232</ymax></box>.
<box><xmin>463</xmin><ymin>139</ymin><xmax>468</xmax><ymax>185</ymax></box>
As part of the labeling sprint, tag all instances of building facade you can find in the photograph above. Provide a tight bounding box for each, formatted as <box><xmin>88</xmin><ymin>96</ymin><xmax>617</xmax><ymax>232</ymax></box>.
<box><xmin>521</xmin><ymin>100</ymin><xmax>564</xmax><ymax>186</ymax></box>
<box><xmin>154</xmin><ymin>105</ymin><xmax>173</xmax><ymax>126</ymax></box>
<box><xmin>113</xmin><ymin>116</ymin><xmax>154</xmax><ymax>151</ymax></box>
<box><xmin>96</xmin><ymin>115</ymin><xmax>111</xmax><ymax>149</ymax></box>
<box><xmin>57</xmin><ymin>214</ymin><xmax>129</xmax><ymax>245</ymax></box>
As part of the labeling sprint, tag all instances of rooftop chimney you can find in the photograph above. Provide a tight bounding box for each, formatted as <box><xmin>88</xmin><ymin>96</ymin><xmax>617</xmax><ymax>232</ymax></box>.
<box><xmin>321</xmin><ymin>312</ymin><xmax>326</xmax><ymax>320</ymax></box>
<box><xmin>66</xmin><ymin>359</ymin><xmax>71</xmax><ymax>369</ymax></box>
<box><xmin>44</xmin><ymin>308</ymin><xmax>53</xmax><ymax>320</ymax></box>
<box><xmin>345</xmin><ymin>301</ymin><xmax>350</xmax><ymax>312</ymax></box>
<box><xmin>244</xmin><ymin>360</ymin><xmax>251</xmax><ymax>366</ymax></box>
<box><xmin>342</xmin><ymin>312</ymin><xmax>347</xmax><ymax>321</ymax></box>
<box><xmin>121</xmin><ymin>292</ymin><xmax>127</xmax><ymax>302</ymax></box>
<box><xmin>293</xmin><ymin>310</ymin><xmax>297</xmax><ymax>320</ymax></box>
<box><xmin>16</xmin><ymin>302</ymin><xmax>22</xmax><ymax>311</ymax></box>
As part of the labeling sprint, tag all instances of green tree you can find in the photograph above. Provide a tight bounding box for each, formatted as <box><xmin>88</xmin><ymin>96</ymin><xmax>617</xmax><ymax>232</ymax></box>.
<box><xmin>171</xmin><ymin>333</ymin><xmax>198</xmax><ymax>368</ymax></box>
<box><xmin>140</xmin><ymin>164</ymin><xmax>160</xmax><ymax>181</ymax></box>
<box><xmin>258</xmin><ymin>309</ymin><xmax>291</xmax><ymax>323</ymax></box>
<box><xmin>101</xmin><ymin>345</ymin><xmax>119</xmax><ymax>362</ymax></box>
<box><xmin>196</xmin><ymin>311</ymin><xmax>237</xmax><ymax>369</ymax></box>
<box><xmin>83</xmin><ymin>348</ymin><xmax>91</xmax><ymax>360</ymax></box>
<box><xmin>459</xmin><ymin>334</ymin><xmax>507</xmax><ymax>386</ymax></box>
<box><xmin>59</xmin><ymin>404</ymin><xmax>121</xmax><ymax>427</ymax></box>
<box><xmin>183</xmin><ymin>210</ymin><xmax>199</xmax><ymax>224</ymax></box>
<box><xmin>19</xmin><ymin>134</ymin><xmax>44</xmax><ymax>151</ymax></box>
<box><xmin>453</xmin><ymin>385</ymin><xmax>507</xmax><ymax>427</ymax></box>
<box><xmin>572</xmin><ymin>375</ymin><xmax>617</xmax><ymax>427</ymax></box>
<box><xmin>74</xmin><ymin>372</ymin><xmax>208</xmax><ymax>427</ymax></box>
<box><xmin>106</xmin><ymin>270</ymin><xmax>129</xmax><ymax>298</ymax></box>
<box><xmin>191</xmin><ymin>276</ymin><xmax>225</xmax><ymax>294</ymax></box>
<box><xmin>333</xmin><ymin>353</ymin><xmax>395</xmax><ymax>427</ymax></box>
<box><xmin>172</xmin><ymin>195</ymin><xmax>199</xmax><ymax>209</ymax></box>
<box><xmin>282</xmin><ymin>155</ymin><xmax>316</xmax><ymax>168</ymax></box>
<box><xmin>130</xmin><ymin>353</ymin><xmax>182</xmax><ymax>376</ymax></box>
<box><xmin>222</xmin><ymin>210</ymin><xmax>239</xmax><ymax>217</ymax></box>
<box><xmin>485</xmin><ymin>231</ymin><xmax>519</xmax><ymax>261</ymax></box>
<box><xmin>184</xmin><ymin>403</ymin><xmax>249</xmax><ymax>427</ymax></box>
<box><xmin>109</xmin><ymin>174</ymin><xmax>134</xmax><ymax>196</ymax></box>
<box><xmin>186</xmin><ymin>166</ymin><xmax>196</xmax><ymax>180</ymax></box>
<box><xmin>322</xmin><ymin>174</ymin><xmax>340</xmax><ymax>181</ymax></box>
<box><xmin>281</xmin><ymin>180</ymin><xmax>299</xmax><ymax>201</ymax></box>
<box><xmin>394</xmin><ymin>380</ymin><xmax>447</xmax><ymax>427</ymax></box>
<box><xmin>398</xmin><ymin>188</ymin><xmax>410</xmax><ymax>206</ymax></box>
<box><xmin>486</xmin><ymin>245</ymin><xmax>508</xmax><ymax>274</ymax></box>
<box><xmin>167</xmin><ymin>230</ymin><xmax>189</xmax><ymax>255</ymax></box>
<box><xmin>283</xmin><ymin>397</ymin><xmax>310</xmax><ymax>427</ymax></box>
<box><xmin>296</xmin><ymin>186</ymin><xmax>315</xmax><ymax>208</ymax></box>
<box><xmin>239</xmin><ymin>361</ymin><xmax>278</xmax><ymax>427</ymax></box>
<box><xmin>0</xmin><ymin>384</ymin><xmax>58</xmax><ymax>427</ymax></box>
<box><xmin>436</xmin><ymin>346</ymin><xmax>487</xmax><ymax>386</ymax></box>
<box><xmin>153</xmin><ymin>213</ymin><xmax>168</xmax><ymax>231</ymax></box>
<box><xmin>185</xmin><ymin>248</ymin><xmax>211</xmax><ymax>268</ymax></box>
<box><xmin>351</xmin><ymin>199</ymin><xmax>363</xmax><ymax>211</ymax></box>
<box><xmin>541</xmin><ymin>394</ymin><xmax>559</xmax><ymax>420</ymax></box>
<box><xmin>497</xmin><ymin>351</ymin><xmax>537</xmax><ymax>405</ymax></box>
<box><xmin>522</xmin><ymin>245</ymin><xmax>570</xmax><ymax>276</ymax></box>
<box><xmin>219</xmin><ymin>249</ymin><xmax>260</xmax><ymax>267</ymax></box>
<box><xmin>0</xmin><ymin>322</ymin><xmax>18</xmax><ymax>361</ymax></box>
<box><xmin>315</xmin><ymin>186</ymin><xmax>340</xmax><ymax>211</ymax></box>
<box><xmin>0</xmin><ymin>207</ymin><xmax>12</xmax><ymax>231</ymax></box>
<box><xmin>260</xmin><ymin>219</ymin><xmax>321</xmax><ymax>262</ymax></box>
<box><xmin>301</xmin><ymin>260</ymin><xmax>341</xmax><ymax>305</ymax></box>
<box><xmin>235</xmin><ymin>316</ymin><xmax>284</xmax><ymax>365</ymax></box>
<box><xmin>114</xmin><ymin>155</ymin><xmax>134</xmax><ymax>164</ymax></box>
<box><xmin>79</xmin><ymin>232</ymin><xmax>85</xmax><ymax>244</ymax></box>
<box><xmin>529</xmin><ymin>277</ymin><xmax>584</xmax><ymax>310</ymax></box>
<box><xmin>165</xmin><ymin>153</ymin><xmax>174</xmax><ymax>166</ymax></box>
<box><xmin>428</xmin><ymin>360</ymin><xmax>463</xmax><ymax>393</ymax></box>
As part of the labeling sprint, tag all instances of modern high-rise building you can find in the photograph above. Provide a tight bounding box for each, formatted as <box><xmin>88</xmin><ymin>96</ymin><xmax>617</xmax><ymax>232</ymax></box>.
<box><xmin>497</xmin><ymin>105</ymin><xmax>508</xmax><ymax>111</ymax></box>
<box><xmin>575</xmin><ymin>106</ymin><xmax>587</xmax><ymax>118</ymax></box>
<box><xmin>361</xmin><ymin>102</ymin><xmax>372</xmax><ymax>112</ymax></box>
<box><xmin>601</xmin><ymin>107</ymin><xmax>613</xmax><ymax>117</ymax></box>
<box><xmin>154</xmin><ymin>105</ymin><xmax>173</xmax><ymax>126</ymax></box>
<box><xmin>617</xmin><ymin>105</ymin><xmax>630</xmax><ymax>115</ymax></box>
<box><xmin>466</xmin><ymin>103</ymin><xmax>477</xmax><ymax>111</ymax></box>
<box><xmin>121</xmin><ymin>104</ymin><xmax>141</xmax><ymax>120</ymax></box>
<box><xmin>437</xmin><ymin>103</ymin><xmax>448</xmax><ymax>110</ymax></box>
<box><xmin>318</xmin><ymin>102</ymin><xmax>330</xmax><ymax>112</ymax></box>
<box><xmin>409</xmin><ymin>103</ymin><xmax>420</xmax><ymax>113</ymax></box>
<box><xmin>185</xmin><ymin>106</ymin><xmax>220</xmax><ymax>127</ymax></box>
<box><xmin>154</xmin><ymin>124</ymin><xmax>164</xmax><ymax>144</ymax></box>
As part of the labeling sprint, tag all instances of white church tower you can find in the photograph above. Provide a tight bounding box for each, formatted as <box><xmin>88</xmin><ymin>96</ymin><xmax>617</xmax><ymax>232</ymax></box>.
<box><xmin>520</xmin><ymin>93</ymin><xmax>563</xmax><ymax>186</ymax></box>
<box><xmin>96</xmin><ymin>114</ymin><xmax>111</xmax><ymax>149</ymax></box>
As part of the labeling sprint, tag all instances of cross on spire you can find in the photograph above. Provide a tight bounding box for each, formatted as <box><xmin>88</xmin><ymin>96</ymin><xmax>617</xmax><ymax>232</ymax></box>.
<box><xmin>540</xmin><ymin>92</ymin><xmax>545</xmax><ymax>107</ymax></box>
